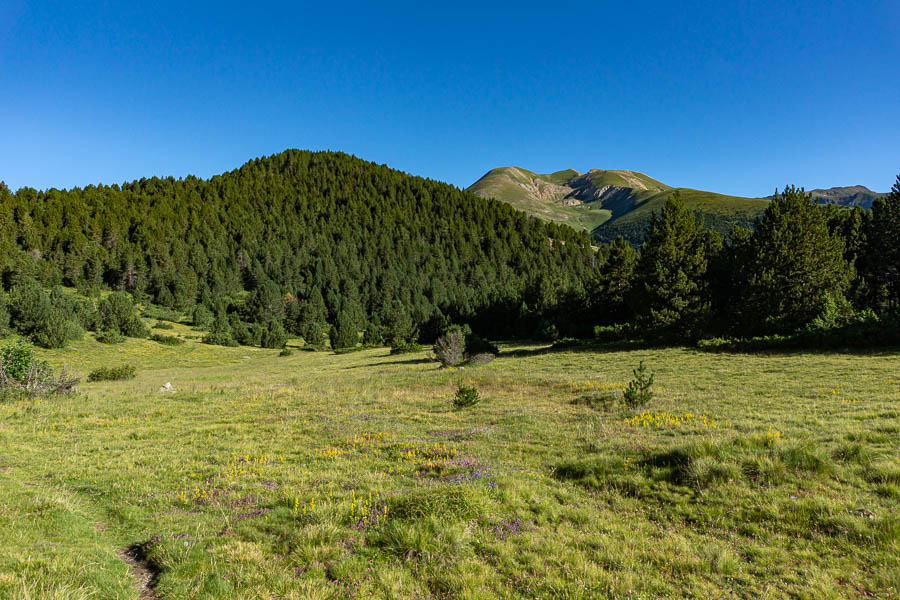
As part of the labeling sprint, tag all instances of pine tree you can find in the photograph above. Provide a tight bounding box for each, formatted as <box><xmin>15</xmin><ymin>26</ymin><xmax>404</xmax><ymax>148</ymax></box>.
<box><xmin>735</xmin><ymin>186</ymin><xmax>852</xmax><ymax>332</ymax></box>
<box><xmin>632</xmin><ymin>192</ymin><xmax>715</xmax><ymax>340</ymax></box>
<box><xmin>0</xmin><ymin>291</ymin><xmax>9</xmax><ymax>336</ymax></box>
<box><xmin>594</xmin><ymin>236</ymin><xmax>637</xmax><ymax>324</ymax></box>
<box><xmin>864</xmin><ymin>175</ymin><xmax>900</xmax><ymax>311</ymax></box>
<box><xmin>330</xmin><ymin>310</ymin><xmax>358</xmax><ymax>350</ymax></box>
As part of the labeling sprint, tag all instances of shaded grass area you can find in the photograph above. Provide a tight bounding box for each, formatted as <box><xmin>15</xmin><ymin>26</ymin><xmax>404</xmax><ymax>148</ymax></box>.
<box><xmin>0</xmin><ymin>323</ymin><xmax>898</xmax><ymax>598</ymax></box>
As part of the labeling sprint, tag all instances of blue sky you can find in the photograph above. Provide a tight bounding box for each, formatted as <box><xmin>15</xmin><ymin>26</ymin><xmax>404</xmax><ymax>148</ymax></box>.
<box><xmin>1</xmin><ymin>1</ymin><xmax>898</xmax><ymax>197</ymax></box>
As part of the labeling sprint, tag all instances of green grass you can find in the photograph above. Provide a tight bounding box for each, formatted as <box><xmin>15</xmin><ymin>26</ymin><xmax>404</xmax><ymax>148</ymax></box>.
<box><xmin>1</xmin><ymin>323</ymin><xmax>898</xmax><ymax>598</ymax></box>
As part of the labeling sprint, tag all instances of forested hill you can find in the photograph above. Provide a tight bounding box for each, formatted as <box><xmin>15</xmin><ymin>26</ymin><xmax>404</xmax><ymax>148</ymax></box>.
<box><xmin>0</xmin><ymin>150</ymin><xmax>595</xmax><ymax>339</ymax></box>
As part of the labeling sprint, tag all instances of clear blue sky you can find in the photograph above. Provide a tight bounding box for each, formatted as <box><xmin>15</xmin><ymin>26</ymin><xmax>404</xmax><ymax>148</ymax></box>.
<box><xmin>2</xmin><ymin>1</ymin><xmax>898</xmax><ymax>197</ymax></box>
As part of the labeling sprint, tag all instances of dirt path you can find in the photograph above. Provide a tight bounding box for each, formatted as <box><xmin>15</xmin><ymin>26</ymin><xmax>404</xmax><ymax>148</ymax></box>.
<box><xmin>117</xmin><ymin>545</ymin><xmax>160</xmax><ymax>600</ymax></box>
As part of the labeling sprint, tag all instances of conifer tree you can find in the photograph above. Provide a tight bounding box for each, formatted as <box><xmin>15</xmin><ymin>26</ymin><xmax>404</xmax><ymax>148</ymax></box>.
<box><xmin>734</xmin><ymin>186</ymin><xmax>852</xmax><ymax>332</ymax></box>
<box><xmin>864</xmin><ymin>175</ymin><xmax>900</xmax><ymax>311</ymax></box>
<box><xmin>330</xmin><ymin>310</ymin><xmax>358</xmax><ymax>350</ymax></box>
<box><xmin>594</xmin><ymin>236</ymin><xmax>637</xmax><ymax>324</ymax></box>
<box><xmin>632</xmin><ymin>192</ymin><xmax>715</xmax><ymax>340</ymax></box>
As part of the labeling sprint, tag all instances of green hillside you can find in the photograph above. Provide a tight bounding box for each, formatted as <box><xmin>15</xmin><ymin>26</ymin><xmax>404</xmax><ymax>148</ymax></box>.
<box><xmin>468</xmin><ymin>166</ymin><xmax>767</xmax><ymax>244</ymax></box>
<box><xmin>468</xmin><ymin>166</ymin><xmax>672</xmax><ymax>234</ymax></box>
<box><xmin>467</xmin><ymin>167</ymin><xmax>612</xmax><ymax>231</ymax></box>
<box><xmin>594</xmin><ymin>187</ymin><xmax>770</xmax><ymax>245</ymax></box>
<box><xmin>0</xmin><ymin>151</ymin><xmax>595</xmax><ymax>342</ymax></box>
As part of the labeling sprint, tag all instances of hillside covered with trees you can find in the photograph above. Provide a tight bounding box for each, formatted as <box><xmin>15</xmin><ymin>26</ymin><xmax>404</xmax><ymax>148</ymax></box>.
<box><xmin>0</xmin><ymin>150</ymin><xmax>595</xmax><ymax>347</ymax></box>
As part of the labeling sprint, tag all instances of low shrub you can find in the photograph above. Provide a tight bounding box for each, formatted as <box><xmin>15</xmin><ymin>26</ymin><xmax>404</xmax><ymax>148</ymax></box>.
<box><xmin>0</xmin><ymin>340</ymin><xmax>78</xmax><ymax>397</ymax></box>
<box><xmin>203</xmin><ymin>330</ymin><xmax>238</xmax><ymax>347</ymax></box>
<box><xmin>535</xmin><ymin>320</ymin><xmax>559</xmax><ymax>341</ymax></box>
<box><xmin>593</xmin><ymin>324</ymin><xmax>628</xmax><ymax>343</ymax></box>
<box><xmin>87</xmin><ymin>364</ymin><xmax>137</xmax><ymax>382</ymax></box>
<box><xmin>260</xmin><ymin>320</ymin><xmax>287</xmax><ymax>349</ymax></box>
<box><xmin>551</xmin><ymin>337</ymin><xmax>586</xmax><ymax>349</ymax></box>
<box><xmin>279</xmin><ymin>347</ymin><xmax>293</xmax><ymax>357</ymax></box>
<box><xmin>98</xmin><ymin>292</ymin><xmax>149</xmax><ymax>338</ymax></box>
<box><xmin>465</xmin><ymin>332</ymin><xmax>498</xmax><ymax>356</ymax></box>
<box><xmin>149</xmin><ymin>333</ymin><xmax>183</xmax><ymax>346</ymax></box>
<box><xmin>153</xmin><ymin>320</ymin><xmax>175</xmax><ymax>330</ymax></box>
<box><xmin>142</xmin><ymin>304</ymin><xmax>182</xmax><ymax>322</ymax></box>
<box><xmin>466</xmin><ymin>352</ymin><xmax>494</xmax><ymax>365</ymax></box>
<box><xmin>452</xmin><ymin>382</ymin><xmax>480</xmax><ymax>409</ymax></box>
<box><xmin>434</xmin><ymin>328</ymin><xmax>465</xmax><ymax>367</ymax></box>
<box><xmin>390</xmin><ymin>340</ymin><xmax>422</xmax><ymax>355</ymax></box>
<box><xmin>0</xmin><ymin>339</ymin><xmax>39</xmax><ymax>382</ymax></box>
<box><xmin>96</xmin><ymin>328</ymin><xmax>125</xmax><ymax>344</ymax></box>
<box><xmin>434</xmin><ymin>324</ymin><xmax>499</xmax><ymax>367</ymax></box>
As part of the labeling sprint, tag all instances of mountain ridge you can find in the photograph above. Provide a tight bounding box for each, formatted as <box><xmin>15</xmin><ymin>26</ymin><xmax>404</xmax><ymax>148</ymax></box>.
<box><xmin>468</xmin><ymin>166</ymin><xmax>886</xmax><ymax>244</ymax></box>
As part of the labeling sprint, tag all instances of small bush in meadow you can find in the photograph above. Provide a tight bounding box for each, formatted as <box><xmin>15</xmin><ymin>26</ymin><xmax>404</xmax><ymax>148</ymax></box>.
<box><xmin>390</xmin><ymin>340</ymin><xmax>421</xmax><ymax>355</ymax></box>
<box><xmin>142</xmin><ymin>304</ymin><xmax>182</xmax><ymax>322</ymax></box>
<box><xmin>279</xmin><ymin>347</ymin><xmax>293</xmax><ymax>357</ymax></box>
<box><xmin>0</xmin><ymin>339</ymin><xmax>78</xmax><ymax>397</ymax></box>
<box><xmin>96</xmin><ymin>328</ymin><xmax>125</xmax><ymax>344</ymax></box>
<box><xmin>464</xmin><ymin>332</ymin><xmax>498</xmax><ymax>356</ymax></box>
<box><xmin>87</xmin><ymin>364</ymin><xmax>137</xmax><ymax>382</ymax></box>
<box><xmin>0</xmin><ymin>339</ymin><xmax>41</xmax><ymax>382</ymax></box>
<box><xmin>434</xmin><ymin>328</ymin><xmax>465</xmax><ymax>367</ymax></box>
<box><xmin>623</xmin><ymin>361</ymin><xmax>654</xmax><ymax>409</ymax></box>
<box><xmin>149</xmin><ymin>333</ymin><xmax>183</xmax><ymax>346</ymax></box>
<box><xmin>452</xmin><ymin>382</ymin><xmax>480</xmax><ymax>409</ymax></box>
<box><xmin>153</xmin><ymin>320</ymin><xmax>175</xmax><ymax>330</ymax></box>
<box><xmin>98</xmin><ymin>292</ymin><xmax>149</xmax><ymax>338</ymax></box>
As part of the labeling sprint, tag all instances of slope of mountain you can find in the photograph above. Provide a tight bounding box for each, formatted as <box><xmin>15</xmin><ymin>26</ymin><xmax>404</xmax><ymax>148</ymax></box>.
<box><xmin>468</xmin><ymin>167</ymin><xmax>670</xmax><ymax>234</ymax></box>
<box><xmin>468</xmin><ymin>167</ymin><xmax>768</xmax><ymax>245</ymax></box>
<box><xmin>595</xmin><ymin>187</ymin><xmax>770</xmax><ymax>245</ymax></box>
<box><xmin>808</xmin><ymin>186</ymin><xmax>884</xmax><ymax>209</ymax></box>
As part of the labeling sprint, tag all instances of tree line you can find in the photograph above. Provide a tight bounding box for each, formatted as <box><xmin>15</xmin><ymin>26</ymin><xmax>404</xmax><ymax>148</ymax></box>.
<box><xmin>0</xmin><ymin>150</ymin><xmax>897</xmax><ymax>350</ymax></box>
<box><xmin>590</xmin><ymin>180</ymin><xmax>900</xmax><ymax>346</ymax></box>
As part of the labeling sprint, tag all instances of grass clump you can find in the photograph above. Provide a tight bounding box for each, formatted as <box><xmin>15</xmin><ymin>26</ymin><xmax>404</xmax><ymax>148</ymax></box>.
<box><xmin>452</xmin><ymin>382</ymin><xmax>480</xmax><ymax>409</ymax></box>
<box><xmin>387</xmin><ymin>485</ymin><xmax>485</xmax><ymax>522</ymax></box>
<box><xmin>87</xmin><ymin>364</ymin><xmax>137</xmax><ymax>382</ymax></box>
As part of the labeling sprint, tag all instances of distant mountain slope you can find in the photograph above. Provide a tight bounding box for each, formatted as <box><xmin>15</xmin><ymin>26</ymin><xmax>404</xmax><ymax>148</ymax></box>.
<box><xmin>468</xmin><ymin>166</ymin><xmax>768</xmax><ymax>245</ymax></box>
<box><xmin>468</xmin><ymin>167</ymin><xmax>669</xmax><ymax>234</ymax></box>
<box><xmin>807</xmin><ymin>186</ymin><xmax>885</xmax><ymax>209</ymax></box>
<box><xmin>595</xmin><ymin>187</ymin><xmax>770</xmax><ymax>245</ymax></box>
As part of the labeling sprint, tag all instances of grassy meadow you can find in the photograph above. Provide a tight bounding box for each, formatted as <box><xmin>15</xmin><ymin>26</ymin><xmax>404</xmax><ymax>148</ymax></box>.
<box><xmin>1</xmin><ymin>320</ymin><xmax>899</xmax><ymax>599</ymax></box>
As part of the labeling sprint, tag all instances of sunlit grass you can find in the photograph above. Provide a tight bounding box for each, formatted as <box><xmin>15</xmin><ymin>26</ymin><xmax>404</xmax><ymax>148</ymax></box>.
<box><xmin>1</xmin><ymin>326</ymin><xmax>898</xmax><ymax>598</ymax></box>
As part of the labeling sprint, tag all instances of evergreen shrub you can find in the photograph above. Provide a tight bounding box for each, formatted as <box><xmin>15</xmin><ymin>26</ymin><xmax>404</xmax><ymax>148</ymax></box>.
<box><xmin>87</xmin><ymin>364</ymin><xmax>137</xmax><ymax>382</ymax></box>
